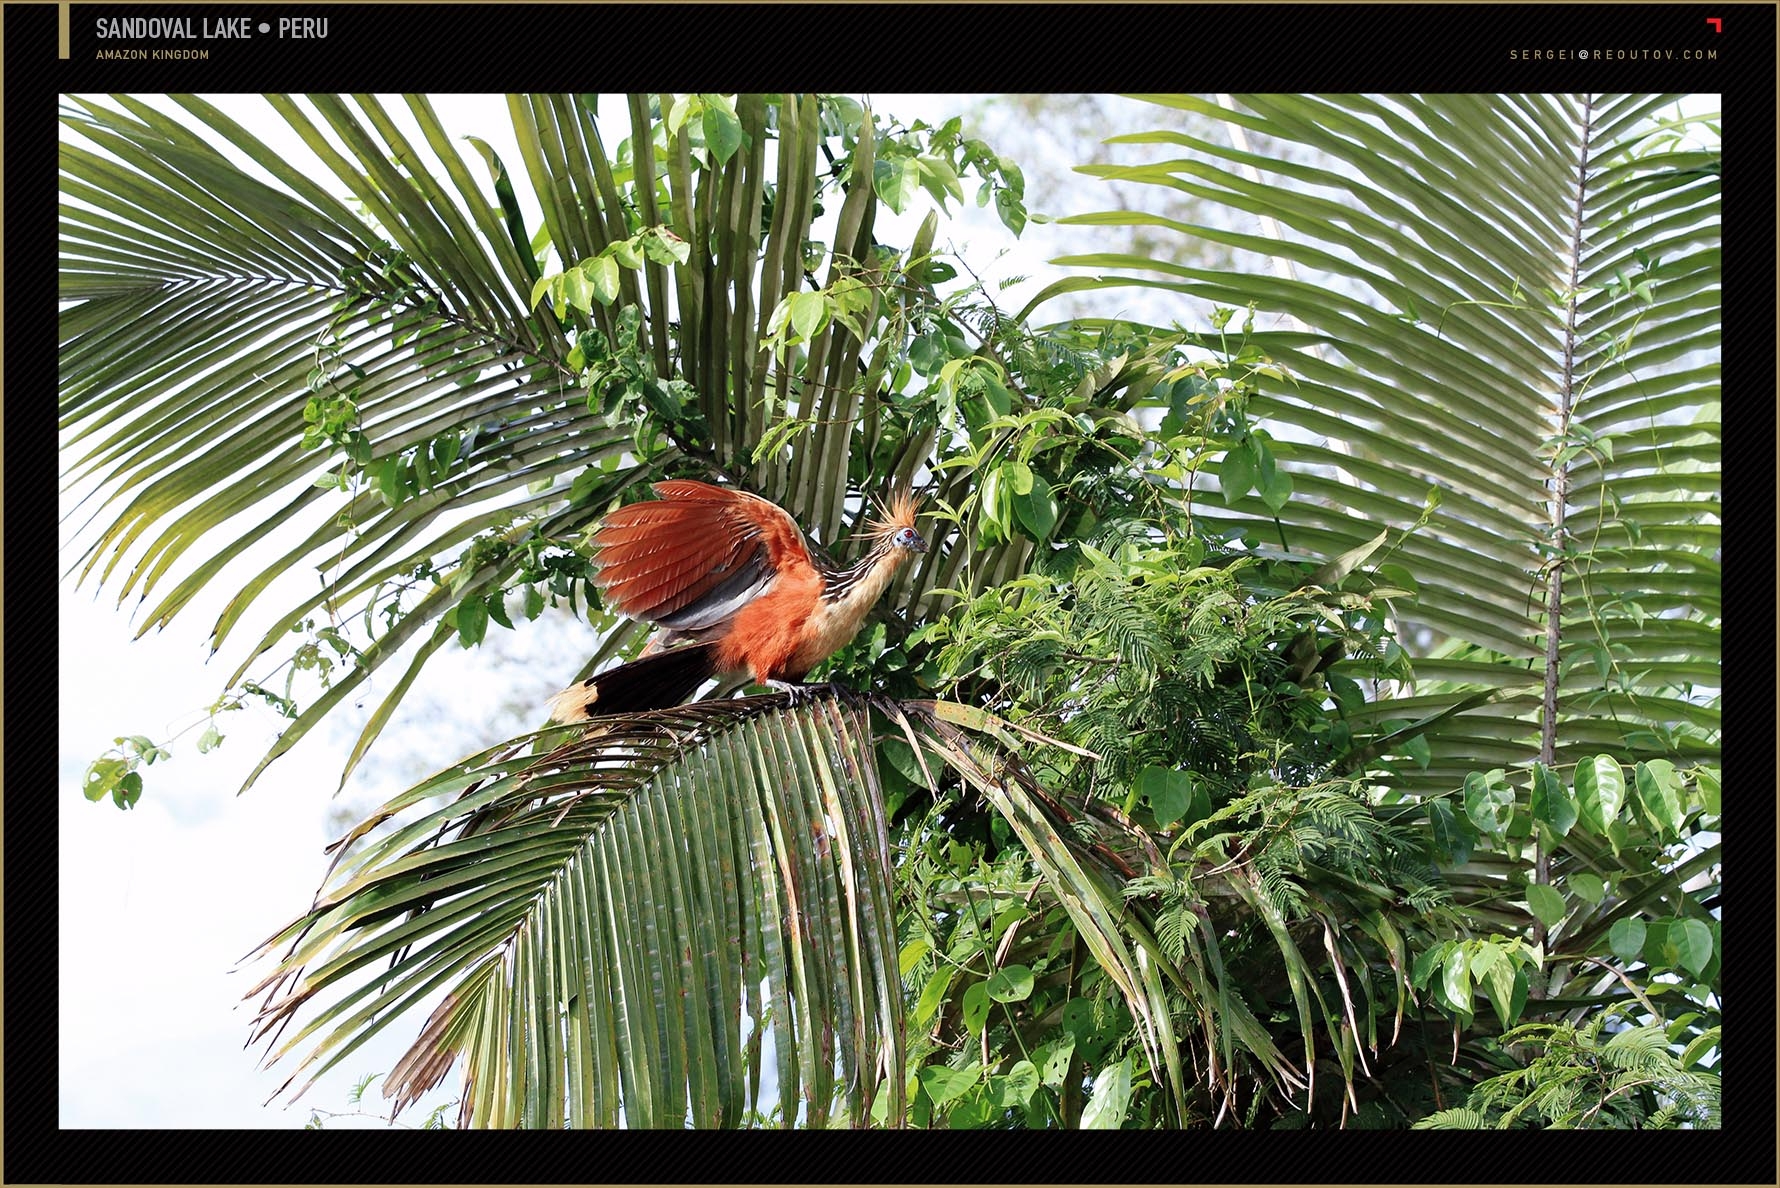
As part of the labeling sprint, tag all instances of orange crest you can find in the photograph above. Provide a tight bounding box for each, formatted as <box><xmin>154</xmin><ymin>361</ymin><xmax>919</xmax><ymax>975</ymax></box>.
<box><xmin>863</xmin><ymin>486</ymin><xmax>922</xmax><ymax>543</ymax></box>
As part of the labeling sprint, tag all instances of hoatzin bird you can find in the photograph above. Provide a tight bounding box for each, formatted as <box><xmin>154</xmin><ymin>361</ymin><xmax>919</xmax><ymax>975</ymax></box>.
<box><xmin>547</xmin><ymin>480</ymin><xmax>927</xmax><ymax>720</ymax></box>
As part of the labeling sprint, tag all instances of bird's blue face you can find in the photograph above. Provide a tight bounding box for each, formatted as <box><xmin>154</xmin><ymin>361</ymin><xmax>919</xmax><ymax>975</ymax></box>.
<box><xmin>892</xmin><ymin>526</ymin><xmax>928</xmax><ymax>553</ymax></box>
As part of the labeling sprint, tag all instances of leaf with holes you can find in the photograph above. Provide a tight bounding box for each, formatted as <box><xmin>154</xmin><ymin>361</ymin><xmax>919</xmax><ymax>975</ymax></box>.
<box><xmin>1137</xmin><ymin>765</ymin><xmax>1192</xmax><ymax>828</ymax></box>
<box><xmin>1080</xmin><ymin>1055</ymin><xmax>1133</xmax><ymax>1129</ymax></box>
<box><xmin>986</xmin><ymin>964</ymin><xmax>1034</xmax><ymax>1003</ymax></box>
<box><xmin>961</xmin><ymin>980</ymin><xmax>992</xmax><ymax>1034</ymax></box>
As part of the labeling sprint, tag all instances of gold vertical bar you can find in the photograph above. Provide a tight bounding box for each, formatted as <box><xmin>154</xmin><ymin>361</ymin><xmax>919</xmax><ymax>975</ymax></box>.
<box><xmin>60</xmin><ymin>1</ymin><xmax>72</xmax><ymax>59</ymax></box>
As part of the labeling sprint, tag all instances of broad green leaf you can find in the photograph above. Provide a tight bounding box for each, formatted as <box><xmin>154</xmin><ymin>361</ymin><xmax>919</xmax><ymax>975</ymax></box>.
<box><xmin>918</xmin><ymin>1062</ymin><xmax>979</xmax><ymax>1108</ymax></box>
<box><xmin>1634</xmin><ymin>759</ymin><xmax>1684</xmax><ymax>839</ymax></box>
<box><xmin>1137</xmin><ymin>766</ymin><xmax>1192</xmax><ymax>828</ymax></box>
<box><xmin>1254</xmin><ymin>439</ymin><xmax>1293</xmax><ymax>511</ymax></box>
<box><xmin>607</xmin><ymin>237</ymin><xmax>642</xmax><ymax>269</ymax></box>
<box><xmin>1525</xmin><ymin>883</ymin><xmax>1565</xmax><ymax>930</ymax></box>
<box><xmin>978</xmin><ymin>464</ymin><xmax>1011</xmax><ymax>543</ymax></box>
<box><xmin>1507</xmin><ymin>964</ymin><xmax>1529</xmax><ymax>1029</ymax></box>
<box><xmin>1012</xmin><ymin>477</ymin><xmax>1059</xmax><ymax>542</ymax></box>
<box><xmin>559</xmin><ymin>265</ymin><xmax>592</xmax><ymax>312</ymax></box>
<box><xmin>1671</xmin><ymin>918</ymin><xmax>1713</xmax><ymax>976</ymax></box>
<box><xmin>1530</xmin><ymin>763</ymin><xmax>1577</xmax><ymax>837</ymax></box>
<box><xmin>1440</xmin><ymin>947</ymin><xmax>1472</xmax><ymax>1017</ymax></box>
<box><xmin>986</xmin><ymin>964</ymin><xmax>1034</xmax><ymax>1003</ymax></box>
<box><xmin>641</xmin><ymin>227</ymin><xmax>691</xmax><ymax>265</ymax></box>
<box><xmin>1080</xmin><ymin>1055</ymin><xmax>1133</xmax><ymax>1129</ymax></box>
<box><xmin>665</xmin><ymin>93</ymin><xmax>699</xmax><ymax>136</ymax></box>
<box><xmin>1217</xmin><ymin>440</ymin><xmax>1257</xmax><ymax>502</ymax></box>
<box><xmin>993</xmin><ymin>186</ymin><xmax>1026</xmax><ymax>236</ymax></box>
<box><xmin>1693</xmin><ymin>766</ymin><xmax>1720</xmax><ymax>816</ymax></box>
<box><xmin>1427</xmin><ymin>799</ymin><xmax>1474</xmax><ymax>866</ymax></box>
<box><xmin>947</xmin><ymin>1092</ymin><xmax>995</xmax><ymax>1129</ymax></box>
<box><xmin>916</xmin><ymin>154</ymin><xmax>964</xmax><ymax>205</ymax></box>
<box><xmin>1607</xmin><ymin>918</ymin><xmax>1646</xmax><ymax>963</ymax></box>
<box><xmin>898</xmin><ymin>935</ymin><xmax>930</xmax><ymax>979</ymax></box>
<box><xmin>1568</xmin><ymin>872</ymin><xmax>1604</xmax><ymax>906</ymax></box>
<box><xmin>84</xmin><ymin>757</ymin><xmax>126</xmax><ymax>803</ymax></box>
<box><xmin>701</xmin><ymin>101</ymin><xmax>744</xmax><ymax>166</ymax></box>
<box><xmin>1467</xmin><ymin>943</ymin><xmax>1503</xmax><ymax>981</ymax></box>
<box><xmin>454</xmin><ymin>596</ymin><xmax>487</xmax><ymax>647</ymax></box>
<box><xmin>1039</xmin><ymin>1037</ymin><xmax>1077</xmax><ymax>1088</ymax></box>
<box><xmin>1410</xmin><ymin>942</ymin><xmax>1447</xmax><ymax>991</ymax></box>
<box><xmin>989</xmin><ymin>1060</ymin><xmax>1039</xmax><ymax>1109</ymax></box>
<box><xmin>913</xmin><ymin>965</ymin><xmax>954</xmax><ymax>1030</ymax></box>
<box><xmin>582</xmin><ymin>255</ymin><xmax>620</xmax><ymax>305</ymax></box>
<box><xmin>528</xmin><ymin>273</ymin><xmax>554</xmax><ymax>311</ymax></box>
<box><xmin>1481</xmin><ymin>957</ymin><xmax>1516</xmax><ymax>1030</ymax></box>
<box><xmin>1640</xmin><ymin>919</ymin><xmax>1672</xmax><ymax>968</ymax></box>
<box><xmin>873</xmin><ymin>157</ymin><xmax>919</xmax><ymax>215</ymax></box>
<box><xmin>1680</xmin><ymin>1026</ymin><xmax>1720</xmax><ymax>1072</ymax></box>
<box><xmin>961</xmin><ymin>980</ymin><xmax>991</xmax><ymax>1034</ymax></box>
<box><xmin>788</xmin><ymin>290</ymin><xmax>828</xmax><ymax>342</ymax></box>
<box><xmin>1463</xmin><ymin>768</ymin><xmax>1512</xmax><ymax>838</ymax></box>
<box><xmin>1574</xmin><ymin>755</ymin><xmax>1627</xmax><ymax>836</ymax></box>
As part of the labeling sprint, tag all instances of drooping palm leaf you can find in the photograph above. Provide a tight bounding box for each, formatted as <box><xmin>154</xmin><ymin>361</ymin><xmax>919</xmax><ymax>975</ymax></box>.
<box><xmin>248</xmin><ymin>691</ymin><xmax>1205</xmax><ymax>1127</ymax></box>
<box><xmin>248</xmin><ymin>693</ymin><xmax>905</xmax><ymax>1128</ymax></box>
<box><xmin>61</xmin><ymin>93</ymin><xmax>608</xmax><ymax>788</ymax></box>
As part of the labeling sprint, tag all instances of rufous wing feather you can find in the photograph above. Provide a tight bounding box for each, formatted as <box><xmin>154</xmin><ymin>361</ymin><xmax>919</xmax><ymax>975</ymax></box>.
<box><xmin>590</xmin><ymin>481</ymin><xmax>815</xmax><ymax>628</ymax></box>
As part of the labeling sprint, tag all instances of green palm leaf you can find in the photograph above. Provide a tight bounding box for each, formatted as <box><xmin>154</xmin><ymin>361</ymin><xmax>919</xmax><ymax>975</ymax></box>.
<box><xmin>61</xmin><ymin>93</ymin><xmax>1053</xmax><ymax>791</ymax></box>
<box><xmin>249</xmin><ymin>693</ymin><xmax>905</xmax><ymax>1128</ymax></box>
<box><xmin>1043</xmin><ymin>93</ymin><xmax>1719</xmax><ymax>803</ymax></box>
<box><xmin>248</xmin><ymin>691</ymin><xmax>1200</xmax><ymax>1127</ymax></box>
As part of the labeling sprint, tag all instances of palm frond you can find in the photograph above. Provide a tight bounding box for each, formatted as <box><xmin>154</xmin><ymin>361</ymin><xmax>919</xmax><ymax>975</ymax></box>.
<box><xmin>1043</xmin><ymin>92</ymin><xmax>1719</xmax><ymax>803</ymax></box>
<box><xmin>248</xmin><ymin>693</ymin><xmax>905</xmax><ymax>1128</ymax></box>
<box><xmin>60</xmin><ymin>93</ymin><xmax>1056</xmax><ymax>789</ymax></box>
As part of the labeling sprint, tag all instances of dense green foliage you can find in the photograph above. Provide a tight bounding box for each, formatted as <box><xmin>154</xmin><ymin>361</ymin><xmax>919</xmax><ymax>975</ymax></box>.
<box><xmin>61</xmin><ymin>93</ymin><xmax>1719</xmax><ymax>1128</ymax></box>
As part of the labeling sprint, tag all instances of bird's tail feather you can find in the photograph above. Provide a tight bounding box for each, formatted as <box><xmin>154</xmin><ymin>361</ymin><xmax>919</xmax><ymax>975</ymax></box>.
<box><xmin>546</xmin><ymin>641</ymin><xmax>721</xmax><ymax>721</ymax></box>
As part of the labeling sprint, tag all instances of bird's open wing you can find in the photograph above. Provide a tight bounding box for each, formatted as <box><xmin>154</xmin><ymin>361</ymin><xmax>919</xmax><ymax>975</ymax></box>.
<box><xmin>590</xmin><ymin>480</ymin><xmax>816</xmax><ymax>630</ymax></box>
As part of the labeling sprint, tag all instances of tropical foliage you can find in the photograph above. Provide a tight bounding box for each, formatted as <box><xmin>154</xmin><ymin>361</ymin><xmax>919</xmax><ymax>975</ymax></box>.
<box><xmin>61</xmin><ymin>93</ymin><xmax>1719</xmax><ymax>1127</ymax></box>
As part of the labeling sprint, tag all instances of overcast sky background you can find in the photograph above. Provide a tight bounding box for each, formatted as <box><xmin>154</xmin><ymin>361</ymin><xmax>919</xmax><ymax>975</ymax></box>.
<box><xmin>57</xmin><ymin>91</ymin><xmax>1087</xmax><ymax>1127</ymax></box>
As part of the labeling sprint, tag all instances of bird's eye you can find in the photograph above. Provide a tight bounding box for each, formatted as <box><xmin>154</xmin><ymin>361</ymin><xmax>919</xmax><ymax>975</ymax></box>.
<box><xmin>896</xmin><ymin>528</ymin><xmax>915</xmax><ymax>544</ymax></box>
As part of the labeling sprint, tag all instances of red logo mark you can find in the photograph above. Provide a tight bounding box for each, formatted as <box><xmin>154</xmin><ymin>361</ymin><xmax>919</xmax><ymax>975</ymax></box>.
<box><xmin>1706</xmin><ymin>17</ymin><xmax>1722</xmax><ymax>31</ymax></box>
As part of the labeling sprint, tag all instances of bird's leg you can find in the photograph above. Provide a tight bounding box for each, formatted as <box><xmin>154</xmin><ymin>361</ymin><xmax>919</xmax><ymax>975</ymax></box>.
<box><xmin>766</xmin><ymin>678</ymin><xmax>818</xmax><ymax>705</ymax></box>
<box><xmin>765</xmin><ymin>678</ymin><xmax>850</xmax><ymax>705</ymax></box>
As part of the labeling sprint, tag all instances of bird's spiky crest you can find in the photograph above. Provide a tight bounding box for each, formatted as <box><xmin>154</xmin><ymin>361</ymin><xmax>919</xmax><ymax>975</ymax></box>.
<box><xmin>863</xmin><ymin>487</ymin><xmax>922</xmax><ymax>543</ymax></box>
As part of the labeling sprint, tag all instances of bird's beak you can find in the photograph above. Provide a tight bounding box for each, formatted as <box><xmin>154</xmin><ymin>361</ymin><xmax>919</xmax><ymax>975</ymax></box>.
<box><xmin>909</xmin><ymin>533</ymin><xmax>929</xmax><ymax>554</ymax></box>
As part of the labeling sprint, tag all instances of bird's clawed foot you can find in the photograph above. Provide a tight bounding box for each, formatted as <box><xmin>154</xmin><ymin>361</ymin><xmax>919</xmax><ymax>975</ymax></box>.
<box><xmin>766</xmin><ymin>678</ymin><xmax>850</xmax><ymax>706</ymax></box>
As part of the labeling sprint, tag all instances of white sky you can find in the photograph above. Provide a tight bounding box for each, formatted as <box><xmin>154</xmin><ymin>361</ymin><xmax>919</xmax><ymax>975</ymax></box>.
<box><xmin>58</xmin><ymin>91</ymin><xmax>1061</xmax><ymax>1128</ymax></box>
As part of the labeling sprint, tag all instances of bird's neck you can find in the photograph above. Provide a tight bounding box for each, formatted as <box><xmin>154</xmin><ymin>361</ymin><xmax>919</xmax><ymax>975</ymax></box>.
<box><xmin>820</xmin><ymin>543</ymin><xmax>904</xmax><ymax>610</ymax></box>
